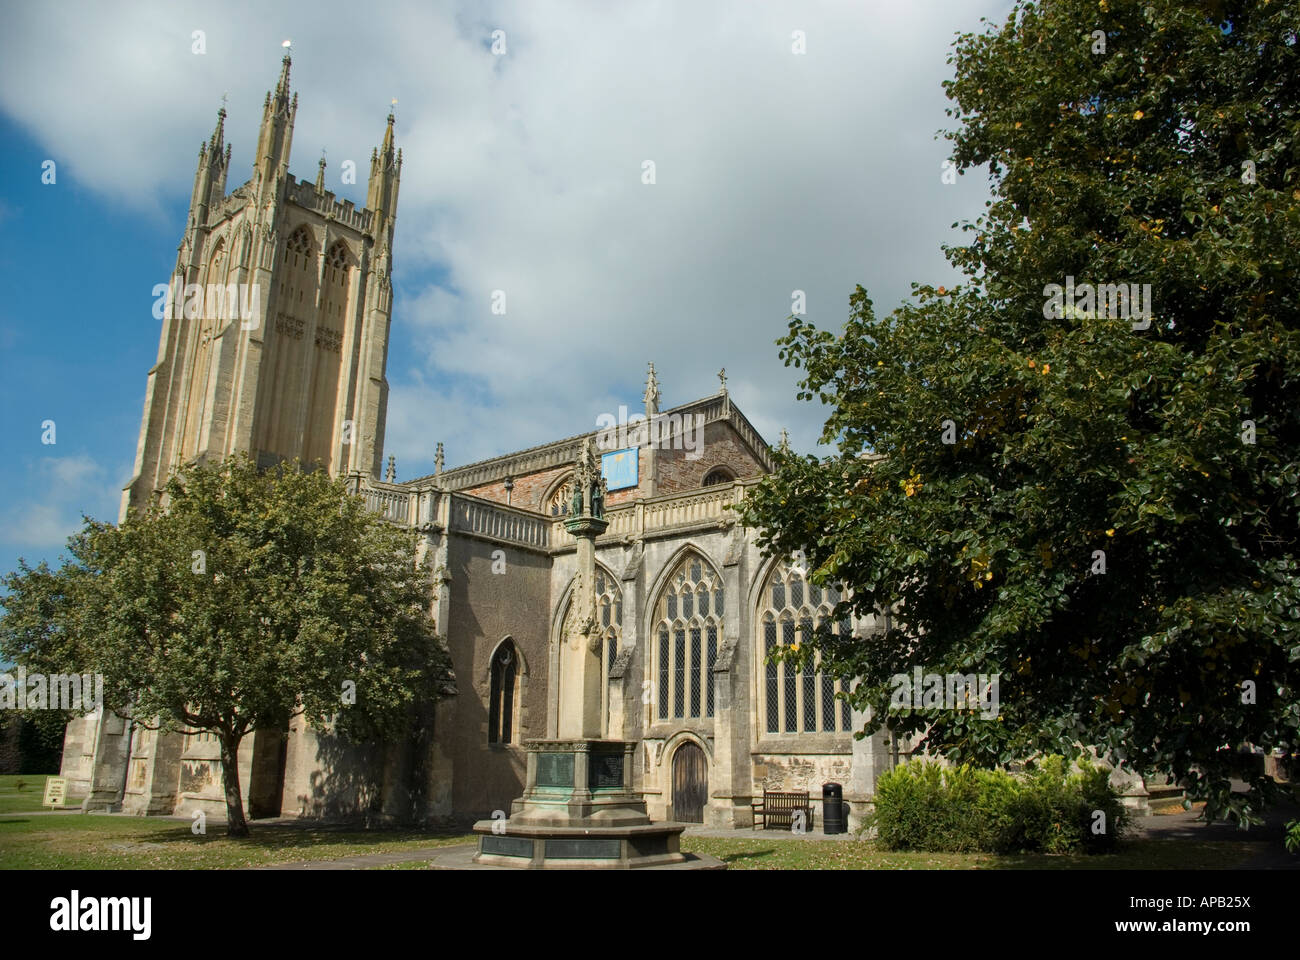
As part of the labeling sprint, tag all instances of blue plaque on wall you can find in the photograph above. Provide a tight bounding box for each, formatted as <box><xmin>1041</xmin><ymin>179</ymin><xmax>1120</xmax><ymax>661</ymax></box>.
<box><xmin>602</xmin><ymin>448</ymin><xmax>638</xmax><ymax>491</ymax></box>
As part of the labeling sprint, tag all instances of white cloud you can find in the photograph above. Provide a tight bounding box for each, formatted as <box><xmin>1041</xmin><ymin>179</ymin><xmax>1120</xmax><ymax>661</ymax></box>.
<box><xmin>2</xmin><ymin>0</ymin><xmax>1008</xmax><ymax>476</ymax></box>
<box><xmin>1</xmin><ymin>456</ymin><xmax>127</xmax><ymax>551</ymax></box>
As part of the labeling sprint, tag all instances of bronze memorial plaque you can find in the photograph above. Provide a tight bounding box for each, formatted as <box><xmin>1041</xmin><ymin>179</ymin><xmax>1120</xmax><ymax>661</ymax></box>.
<box><xmin>535</xmin><ymin>752</ymin><xmax>575</xmax><ymax>788</ymax></box>
<box><xmin>588</xmin><ymin>752</ymin><xmax>623</xmax><ymax>789</ymax></box>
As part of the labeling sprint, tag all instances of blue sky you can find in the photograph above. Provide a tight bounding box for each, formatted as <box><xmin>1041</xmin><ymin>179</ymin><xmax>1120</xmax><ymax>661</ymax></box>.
<box><xmin>0</xmin><ymin>0</ymin><xmax>1007</xmax><ymax>580</ymax></box>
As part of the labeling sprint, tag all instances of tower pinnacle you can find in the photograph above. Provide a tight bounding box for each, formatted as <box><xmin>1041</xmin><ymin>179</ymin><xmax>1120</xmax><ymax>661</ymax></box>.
<box><xmin>644</xmin><ymin>361</ymin><xmax>660</xmax><ymax>418</ymax></box>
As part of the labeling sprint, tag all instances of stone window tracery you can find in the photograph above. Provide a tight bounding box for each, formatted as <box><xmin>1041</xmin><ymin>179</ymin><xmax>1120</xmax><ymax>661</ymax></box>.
<box><xmin>548</xmin><ymin>475</ymin><xmax>574</xmax><ymax>516</ymax></box>
<box><xmin>758</xmin><ymin>563</ymin><xmax>853</xmax><ymax>736</ymax></box>
<box><xmin>285</xmin><ymin>226</ymin><xmax>313</xmax><ymax>266</ymax></box>
<box><xmin>652</xmin><ymin>552</ymin><xmax>723</xmax><ymax>723</ymax></box>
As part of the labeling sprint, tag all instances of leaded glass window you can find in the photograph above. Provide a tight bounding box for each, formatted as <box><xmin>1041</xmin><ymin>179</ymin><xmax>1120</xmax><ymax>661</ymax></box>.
<box><xmin>651</xmin><ymin>552</ymin><xmax>724</xmax><ymax>722</ymax></box>
<box><xmin>548</xmin><ymin>476</ymin><xmax>574</xmax><ymax>516</ymax></box>
<box><xmin>489</xmin><ymin>640</ymin><xmax>518</xmax><ymax>744</ymax></box>
<box><xmin>757</xmin><ymin>563</ymin><xmax>854</xmax><ymax>735</ymax></box>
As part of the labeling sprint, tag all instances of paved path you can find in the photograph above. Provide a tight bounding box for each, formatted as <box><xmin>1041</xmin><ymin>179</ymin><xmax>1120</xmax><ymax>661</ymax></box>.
<box><xmin>1136</xmin><ymin>801</ymin><xmax>1300</xmax><ymax>869</ymax></box>
<box><xmin>0</xmin><ymin>809</ymin><xmax>90</xmax><ymax>817</ymax></box>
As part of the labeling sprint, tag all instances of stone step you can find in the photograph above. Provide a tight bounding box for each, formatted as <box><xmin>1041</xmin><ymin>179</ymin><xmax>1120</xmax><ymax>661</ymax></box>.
<box><xmin>1148</xmin><ymin>795</ymin><xmax>1187</xmax><ymax>813</ymax></box>
<box><xmin>1146</xmin><ymin>785</ymin><xmax>1185</xmax><ymax>801</ymax></box>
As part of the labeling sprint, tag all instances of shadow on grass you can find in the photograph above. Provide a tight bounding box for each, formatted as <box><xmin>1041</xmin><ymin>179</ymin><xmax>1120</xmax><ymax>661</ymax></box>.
<box><xmin>715</xmin><ymin>848</ymin><xmax>779</xmax><ymax>864</ymax></box>
<box><xmin>77</xmin><ymin>820</ymin><xmax>477</xmax><ymax>852</ymax></box>
<box><xmin>970</xmin><ymin>837</ymin><xmax>1269</xmax><ymax>870</ymax></box>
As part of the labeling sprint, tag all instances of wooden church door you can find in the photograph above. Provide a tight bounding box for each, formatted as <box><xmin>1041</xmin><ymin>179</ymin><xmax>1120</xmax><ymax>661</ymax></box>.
<box><xmin>671</xmin><ymin>742</ymin><xmax>707</xmax><ymax>823</ymax></box>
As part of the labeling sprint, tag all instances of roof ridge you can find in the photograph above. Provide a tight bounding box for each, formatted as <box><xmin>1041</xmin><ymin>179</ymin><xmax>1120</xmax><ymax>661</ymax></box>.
<box><xmin>405</xmin><ymin>393</ymin><xmax>736</xmax><ymax>485</ymax></box>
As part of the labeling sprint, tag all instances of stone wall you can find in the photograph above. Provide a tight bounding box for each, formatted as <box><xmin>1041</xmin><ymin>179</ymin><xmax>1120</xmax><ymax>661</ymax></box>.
<box><xmin>438</xmin><ymin>535</ymin><xmax>552</xmax><ymax>821</ymax></box>
<box><xmin>752</xmin><ymin>752</ymin><xmax>855</xmax><ymax>818</ymax></box>
<box><xmin>456</xmin><ymin>413</ymin><xmax>768</xmax><ymax>511</ymax></box>
<box><xmin>461</xmin><ymin>449</ymin><xmax>650</xmax><ymax>512</ymax></box>
<box><xmin>652</xmin><ymin>419</ymin><xmax>766</xmax><ymax>496</ymax></box>
<box><xmin>464</xmin><ymin>463</ymin><xmax>569</xmax><ymax>513</ymax></box>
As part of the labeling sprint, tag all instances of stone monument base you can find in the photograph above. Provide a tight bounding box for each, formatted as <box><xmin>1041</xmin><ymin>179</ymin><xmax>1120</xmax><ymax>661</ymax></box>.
<box><xmin>471</xmin><ymin>738</ymin><xmax>721</xmax><ymax>870</ymax></box>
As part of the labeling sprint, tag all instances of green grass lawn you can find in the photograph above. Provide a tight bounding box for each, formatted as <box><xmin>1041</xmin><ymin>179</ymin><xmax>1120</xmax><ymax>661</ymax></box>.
<box><xmin>0</xmin><ymin>774</ymin><xmax>56</xmax><ymax>815</ymax></box>
<box><xmin>0</xmin><ymin>808</ymin><xmax>1270</xmax><ymax>869</ymax></box>
<box><xmin>678</xmin><ymin>834</ymin><xmax>1262</xmax><ymax>870</ymax></box>
<box><xmin>0</xmin><ymin>814</ymin><xmax>476</xmax><ymax>869</ymax></box>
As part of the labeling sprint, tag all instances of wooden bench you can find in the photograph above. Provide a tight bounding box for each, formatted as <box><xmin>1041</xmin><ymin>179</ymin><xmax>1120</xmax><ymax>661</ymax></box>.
<box><xmin>751</xmin><ymin>790</ymin><xmax>815</xmax><ymax>831</ymax></box>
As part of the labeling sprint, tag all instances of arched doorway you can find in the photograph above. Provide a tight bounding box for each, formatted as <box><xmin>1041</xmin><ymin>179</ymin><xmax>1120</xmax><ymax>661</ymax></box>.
<box><xmin>671</xmin><ymin>741</ymin><xmax>707</xmax><ymax>823</ymax></box>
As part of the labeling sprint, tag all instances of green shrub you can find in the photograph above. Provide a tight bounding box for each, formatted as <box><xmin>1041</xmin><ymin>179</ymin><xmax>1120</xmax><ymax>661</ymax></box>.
<box><xmin>867</xmin><ymin>756</ymin><xmax>1131</xmax><ymax>854</ymax></box>
<box><xmin>971</xmin><ymin>767</ymin><xmax>1022</xmax><ymax>852</ymax></box>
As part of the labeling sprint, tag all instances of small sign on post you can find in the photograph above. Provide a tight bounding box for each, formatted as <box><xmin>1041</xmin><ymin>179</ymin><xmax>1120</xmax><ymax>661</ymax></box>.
<box><xmin>42</xmin><ymin>777</ymin><xmax>67</xmax><ymax>808</ymax></box>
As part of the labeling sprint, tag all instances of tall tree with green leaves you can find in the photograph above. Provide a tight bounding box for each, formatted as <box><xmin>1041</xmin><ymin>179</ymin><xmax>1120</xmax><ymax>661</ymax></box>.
<box><xmin>0</xmin><ymin>455</ymin><xmax>450</xmax><ymax>835</ymax></box>
<box><xmin>737</xmin><ymin>0</ymin><xmax>1299</xmax><ymax>824</ymax></box>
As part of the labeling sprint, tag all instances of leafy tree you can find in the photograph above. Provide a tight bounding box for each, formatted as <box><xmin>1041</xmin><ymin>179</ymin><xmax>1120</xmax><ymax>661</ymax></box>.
<box><xmin>737</xmin><ymin>0</ymin><xmax>1299</xmax><ymax>825</ymax></box>
<box><xmin>15</xmin><ymin>714</ymin><xmax>67</xmax><ymax>774</ymax></box>
<box><xmin>0</xmin><ymin>455</ymin><xmax>450</xmax><ymax>835</ymax></box>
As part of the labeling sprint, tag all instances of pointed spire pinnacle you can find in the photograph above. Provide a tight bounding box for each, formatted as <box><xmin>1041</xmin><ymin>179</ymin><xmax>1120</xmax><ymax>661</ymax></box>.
<box><xmin>380</xmin><ymin>106</ymin><xmax>396</xmax><ymax>160</ymax></box>
<box><xmin>778</xmin><ymin>429</ymin><xmax>791</xmax><ymax>454</ymax></box>
<box><xmin>315</xmin><ymin>150</ymin><xmax>327</xmax><ymax>194</ymax></box>
<box><xmin>435</xmin><ymin>442</ymin><xmax>445</xmax><ymax>476</ymax></box>
<box><xmin>717</xmin><ymin>367</ymin><xmax>727</xmax><ymax>393</ymax></box>
<box><xmin>209</xmin><ymin>105</ymin><xmax>226</xmax><ymax>153</ymax></box>
<box><xmin>385</xmin><ymin>455</ymin><xmax>396</xmax><ymax>483</ymax></box>
<box><xmin>644</xmin><ymin>361</ymin><xmax>661</xmax><ymax>417</ymax></box>
<box><xmin>276</xmin><ymin>42</ymin><xmax>292</xmax><ymax>98</ymax></box>
<box><xmin>254</xmin><ymin>45</ymin><xmax>299</xmax><ymax>188</ymax></box>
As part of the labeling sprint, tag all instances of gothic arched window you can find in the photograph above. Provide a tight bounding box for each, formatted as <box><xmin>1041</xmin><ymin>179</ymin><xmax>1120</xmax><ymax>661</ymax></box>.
<box><xmin>488</xmin><ymin>639</ymin><xmax>518</xmax><ymax>744</ymax></box>
<box><xmin>280</xmin><ymin>227</ymin><xmax>316</xmax><ymax>314</ymax></box>
<box><xmin>757</xmin><ymin>563</ymin><xmax>853</xmax><ymax>736</ymax></box>
<box><xmin>593</xmin><ymin>568</ymin><xmax>623</xmax><ymax>675</ymax></box>
<box><xmin>286</xmin><ymin>226</ymin><xmax>313</xmax><ymax>266</ymax></box>
<box><xmin>702</xmin><ymin>467</ymin><xmax>734</xmax><ymax>487</ymax></box>
<box><xmin>205</xmin><ymin>238</ymin><xmax>226</xmax><ymax>289</ymax></box>
<box><xmin>548</xmin><ymin>475</ymin><xmax>574</xmax><ymax>516</ymax></box>
<box><xmin>316</xmin><ymin>241</ymin><xmax>350</xmax><ymax>349</ymax></box>
<box><xmin>652</xmin><ymin>552</ymin><xmax>723</xmax><ymax>723</ymax></box>
<box><xmin>325</xmin><ymin>240</ymin><xmax>349</xmax><ymax>273</ymax></box>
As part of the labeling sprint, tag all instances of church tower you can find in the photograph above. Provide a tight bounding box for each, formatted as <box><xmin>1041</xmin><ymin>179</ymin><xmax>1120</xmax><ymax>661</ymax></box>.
<box><xmin>121</xmin><ymin>51</ymin><xmax>400</xmax><ymax>519</ymax></box>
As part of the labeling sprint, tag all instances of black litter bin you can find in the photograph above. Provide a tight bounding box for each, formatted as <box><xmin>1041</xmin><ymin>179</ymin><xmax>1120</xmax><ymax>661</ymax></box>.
<box><xmin>822</xmin><ymin>782</ymin><xmax>845</xmax><ymax>834</ymax></box>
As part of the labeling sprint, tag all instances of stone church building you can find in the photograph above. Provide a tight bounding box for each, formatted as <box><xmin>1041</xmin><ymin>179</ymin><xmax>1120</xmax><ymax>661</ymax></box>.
<box><xmin>58</xmin><ymin>56</ymin><xmax>895</xmax><ymax>830</ymax></box>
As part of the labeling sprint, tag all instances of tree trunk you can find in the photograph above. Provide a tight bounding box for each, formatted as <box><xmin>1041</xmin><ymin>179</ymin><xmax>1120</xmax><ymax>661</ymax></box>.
<box><xmin>218</xmin><ymin>733</ymin><xmax>249</xmax><ymax>837</ymax></box>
